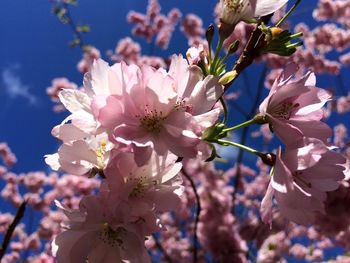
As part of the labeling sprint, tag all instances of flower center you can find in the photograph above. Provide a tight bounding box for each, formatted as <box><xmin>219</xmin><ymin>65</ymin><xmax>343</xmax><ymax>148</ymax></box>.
<box><xmin>127</xmin><ymin>175</ymin><xmax>157</xmax><ymax>198</ymax></box>
<box><xmin>96</xmin><ymin>140</ymin><xmax>107</xmax><ymax>168</ymax></box>
<box><xmin>271</xmin><ymin>102</ymin><xmax>300</xmax><ymax>120</ymax></box>
<box><xmin>225</xmin><ymin>0</ymin><xmax>244</xmax><ymax>13</ymax></box>
<box><xmin>99</xmin><ymin>224</ymin><xmax>125</xmax><ymax>247</ymax></box>
<box><xmin>138</xmin><ymin>106</ymin><xmax>166</xmax><ymax>134</ymax></box>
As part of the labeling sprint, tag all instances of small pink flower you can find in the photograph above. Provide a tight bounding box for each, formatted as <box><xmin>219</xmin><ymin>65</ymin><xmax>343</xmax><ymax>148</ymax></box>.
<box><xmin>52</xmin><ymin>197</ymin><xmax>151</xmax><ymax>263</ymax></box>
<box><xmin>186</xmin><ymin>44</ymin><xmax>207</xmax><ymax>65</ymax></box>
<box><xmin>45</xmin><ymin>133</ymin><xmax>113</xmax><ymax>176</ymax></box>
<box><xmin>259</xmin><ymin>64</ymin><xmax>332</xmax><ymax>147</ymax></box>
<box><xmin>102</xmin><ymin>151</ymin><xmax>183</xmax><ymax>233</ymax></box>
<box><xmin>261</xmin><ymin>138</ymin><xmax>346</xmax><ymax>225</ymax></box>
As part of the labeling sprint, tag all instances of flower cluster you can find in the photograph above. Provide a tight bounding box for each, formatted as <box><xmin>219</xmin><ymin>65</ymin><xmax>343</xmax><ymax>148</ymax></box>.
<box><xmin>259</xmin><ymin>64</ymin><xmax>347</xmax><ymax>225</ymax></box>
<box><xmin>45</xmin><ymin>54</ymin><xmax>223</xmax><ymax>262</ymax></box>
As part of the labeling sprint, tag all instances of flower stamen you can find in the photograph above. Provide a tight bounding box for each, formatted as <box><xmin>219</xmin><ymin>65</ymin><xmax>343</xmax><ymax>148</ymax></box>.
<box><xmin>100</xmin><ymin>224</ymin><xmax>125</xmax><ymax>247</ymax></box>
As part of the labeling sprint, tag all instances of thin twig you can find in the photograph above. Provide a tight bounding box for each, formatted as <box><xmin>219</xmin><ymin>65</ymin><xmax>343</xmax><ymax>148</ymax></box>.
<box><xmin>0</xmin><ymin>201</ymin><xmax>27</xmax><ymax>260</ymax></box>
<box><xmin>181</xmin><ymin>167</ymin><xmax>201</xmax><ymax>263</ymax></box>
<box><xmin>224</xmin><ymin>15</ymin><xmax>272</xmax><ymax>93</ymax></box>
<box><xmin>62</xmin><ymin>3</ymin><xmax>86</xmax><ymax>49</ymax></box>
<box><xmin>152</xmin><ymin>234</ymin><xmax>174</xmax><ymax>263</ymax></box>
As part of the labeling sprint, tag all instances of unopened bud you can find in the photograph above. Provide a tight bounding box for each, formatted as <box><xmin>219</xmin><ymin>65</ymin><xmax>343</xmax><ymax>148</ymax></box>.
<box><xmin>227</xmin><ymin>40</ymin><xmax>240</xmax><ymax>55</ymax></box>
<box><xmin>206</xmin><ymin>24</ymin><xmax>215</xmax><ymax>45</ymax></box>
<box><xmin>219</xmin><ymin>70</ymin><xmax>237</xmax><ymax>85</ymax></box>
<box><xmin>270</xmin><ymin>27</ymin><xmax>283</xmax><ymax>38</ymax></box>
<box><xmin>258</xmin><ymin>152</ymin><xmax>276</xmax><ymax>166</ymax></box>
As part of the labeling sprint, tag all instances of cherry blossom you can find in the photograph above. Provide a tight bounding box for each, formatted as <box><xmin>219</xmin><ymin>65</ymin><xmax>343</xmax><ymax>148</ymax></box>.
<box><xmin>259</xmin><ymin>64</ymin><xmax>332</xmax><ymax>147</ymax></box>
<box><xmin>261</xmin><ymin>139</ymin><xmax>346</xmax><ymax>225</ymax></box>
<box><xmin>93</xmin><ymin>55</ymin><xmax>223</xmax><ymax>163</ymax></box>
<box><xmin>52</xmin><ymin>197</ymin><xmax>151</xmax><ymax>263</ymax></box>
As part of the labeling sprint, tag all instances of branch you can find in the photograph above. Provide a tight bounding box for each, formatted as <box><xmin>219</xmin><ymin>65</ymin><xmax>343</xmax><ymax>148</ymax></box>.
<box><xmin>0</xmin><ymin>201</ymin><xmax>27</xmax><ymax>260</ymax></box>
<box><xmin>62</xmin><ymin>3</ymin><xmax>86</xmax><ymax>49</ymax></box>
<box><xmin>224</xmin><ymin>15</ymin><xmax>272</xmax><ymax>93</ymax></box>
<box><xmin>181</xmin><ymin>167</ymin><xmax>201</xmax><ymax>263</ymax></box>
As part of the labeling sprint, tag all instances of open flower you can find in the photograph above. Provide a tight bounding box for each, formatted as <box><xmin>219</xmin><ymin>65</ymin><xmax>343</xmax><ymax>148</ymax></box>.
<box><xmin>102</xmin><ymin>151</ymin><xmax>183</xmax><ymax>233</ymax></box>
<box><xmin>92</xmin><ymin>55</ymin><xmax>223</xmax><ymax>164</ymax></box>
<box><xmin>220</xmin><ymin>0</ymin><xmax>288</xmax><ymax>25</ymax></box>
<box><xmin>261</xmin><ymin>138</ymin><xmax>346</xmax><ymax>225</ymax></box>
<box><xmin>52</xmin><ymin>197</ymin><xmax>151</xmax><ymax>263</ymax></box>
<box><xmin>45</xmin><ymin>133</ymin><xmax>113</xmax><ymax>176</ymax></box>
<box><xmin>259</xmin><ymin>64</ymin><xmax>332</xmax><ymax>148</ymax></box>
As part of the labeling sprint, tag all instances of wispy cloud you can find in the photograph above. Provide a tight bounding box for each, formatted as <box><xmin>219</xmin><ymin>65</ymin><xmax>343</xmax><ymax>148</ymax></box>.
<box><xmin>1</xmin><ymin>65</ymin><xmax>37</xmax><ymax>105</ymax></box>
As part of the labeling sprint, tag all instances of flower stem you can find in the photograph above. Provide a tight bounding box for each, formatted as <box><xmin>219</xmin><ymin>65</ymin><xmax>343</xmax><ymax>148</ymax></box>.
<box><xmin>210</xmin><ymin>37</ymin><xmax>224</xmax><ymax>74</ymax></box>
<box><xmin>217</xmin><ymin>139</ymin><xmax>259</xmax><ymax>156</ymax></box>
<box><xmin>222</xmin><ymin>118</ymin><xmax>256</xmax><ymax>133</ymax></box>
<box><xmin>275</xmin><ymin>0</ymin><xmax>302</xmax><ymax>27</ymax></box>
<box><xmin>220</xmin><ymin>97</ymin><xmax>228</xmax><ymax>124</ymax></box>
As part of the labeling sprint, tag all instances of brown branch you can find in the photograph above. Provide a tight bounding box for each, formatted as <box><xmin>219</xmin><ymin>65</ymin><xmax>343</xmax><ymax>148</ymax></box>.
<box><xmin>181</xmin><ymin>167</ymin><xmax>201</xmax><ymax>263</ymax></box>
<box><xmin>224</xmin><ymin>15</ymin><xmax>272</xmax><ymax>93</ymax></box>
<box><xmin>0</xmin><ymin>201</ymin><xmax>27</xmax><ymax>260</ymax></box>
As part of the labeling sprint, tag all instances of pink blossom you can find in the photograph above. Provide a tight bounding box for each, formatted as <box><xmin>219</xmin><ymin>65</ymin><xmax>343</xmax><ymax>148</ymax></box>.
<box><xmin>0</xmin><ymin>143</ymin><xmax>17</xmax><ymax>167</ymax></box>
<box><xmin>336</xmin><ymin>93</ymin><xmax>350</xmax><ymax>114</ymax></box>
<box><xmin>77</xmin><ymin>46</ymin><xmax>101</xmax><ymax>74</ymax></box>
<box><xmin>102</xmin><ymin>151</ymin><xmax>183</xmax><ymax>235</ymax></box>
<box><xmin>261</xmin><ymin>139</ymin><xmax>346</xmax><ymax>225</ymax></box>
<box><xmin>109</xmin><ymin>37</ymin><xmax>141</xmax><ymax>64</ymax></box>
<box><xmin>181</xmin><ymin>14</ymin><xmax>205</xmax><ymax>46</ymax></box>
<box><xmin>257</xmin><ymin>232</ymin><xmax>290</xmax><ymax>263</ymax></box>
<box><xmin>313</xmin><ymin>0</ymin><xmax>350</xmax><ymax>28</ymax></box>
<box><xmin>46</xmin><ymin>78</ymin><xmax>78</xmax><ymax>112</ymax></box>
<box><xmin>127</xmin><ymin>0</ymin><xmax>181</xmax><ymax>49</ymax></box>
<box><xmin>186</xmin><ymin>44</ymin><xmax>207</xmax><ymax>66</ymax></box>
<box><xmin>45</xmin><ymin>133</ymin><xmax>113</xmax><ymax>176</ymax></box>
<box><xmin>52</xmin><ymin>197</ymin><xmax>151</xmax><ymax>263</ymax></box>
<box><xmin>340</xmin><ymin>52</ymin><xmax>350</xmax><ymax>65</ymax></box>
<box><xmin>259</xmin><ymin>64</ymin><xmax>332</xmax><ymax>147</ymax></box>
<box><xmin>93</xmin><ymin>55</ymin><xmax>223</xmax><ymax>163</ymax></box>
<box><xmin>289</xmin><ymin>243</ymin><xmax>307</xmax><ymax>259</ymax></box>
<box><xmin>219</xmin><ymin>0</ymin><xmax>288</xmax><ymax>26</ymax></box>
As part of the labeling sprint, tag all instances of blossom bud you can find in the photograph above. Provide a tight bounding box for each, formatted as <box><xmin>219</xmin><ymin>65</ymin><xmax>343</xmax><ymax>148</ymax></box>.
<box><xmin>206</xmin><ymin>24</ymin><xmax>215</xmax><ymax>46</ymax></box>
<box><xmin>262</xmin><ymin>30</ymin><xmax>303</xmax><ymax>56</ymax></box>
<box><xmin>219</xmin><ymin>70</ymin><xmax>238</xmax><ymax>85</ymax></box>
<box><xmin>227</xmin><ymin>40</ymin><xmax>240</xmax><ymax>55</ymax></box>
